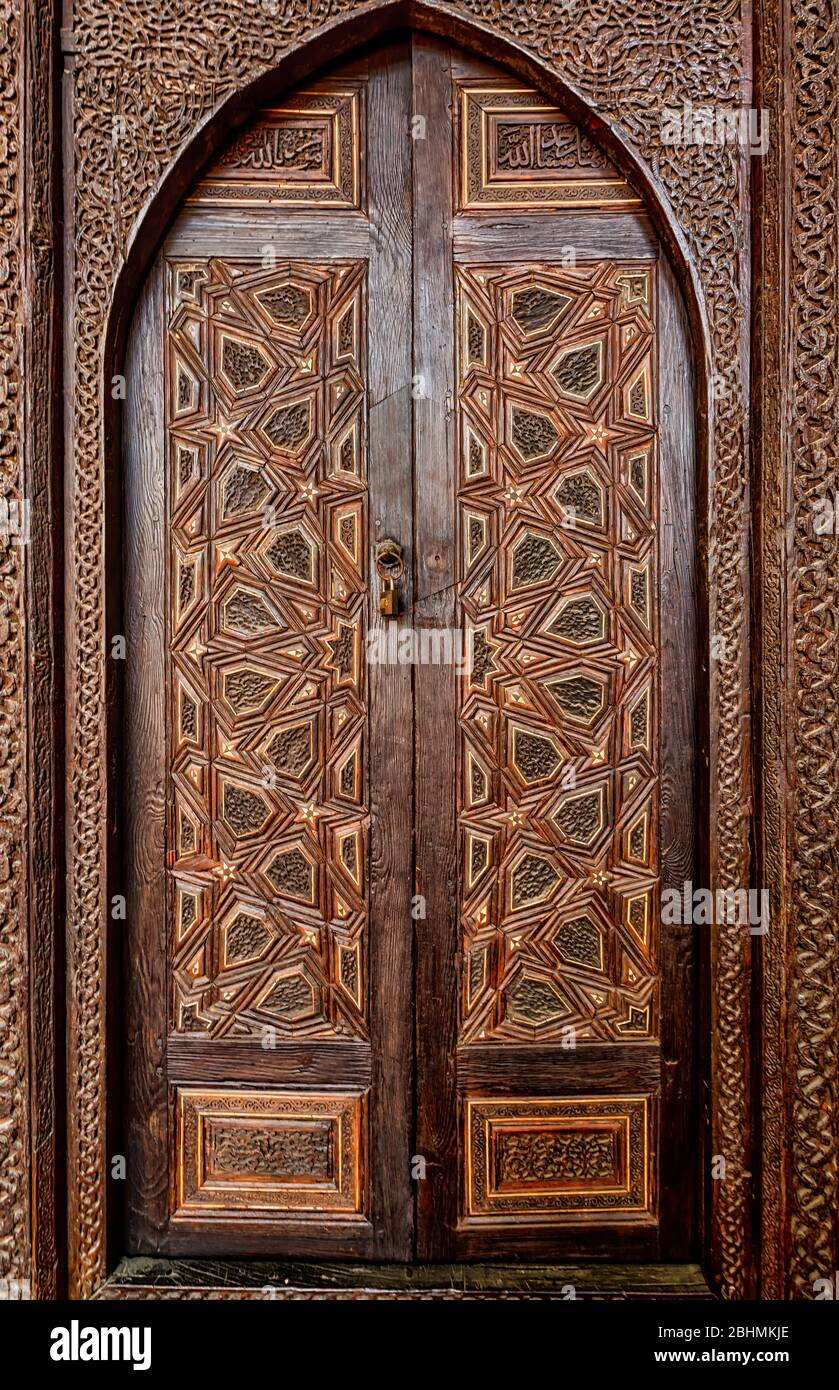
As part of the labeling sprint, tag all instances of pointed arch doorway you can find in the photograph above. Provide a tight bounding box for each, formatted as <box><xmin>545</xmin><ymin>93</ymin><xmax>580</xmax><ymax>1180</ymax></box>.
<box><xmin>123</xmin><ymin>32</ymin><xmax>698</xmax><ymax>1263</ymax></box>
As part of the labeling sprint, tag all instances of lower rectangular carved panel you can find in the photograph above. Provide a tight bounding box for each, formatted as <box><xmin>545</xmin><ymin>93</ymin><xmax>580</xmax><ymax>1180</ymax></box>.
<box><xmin>174</xmin><ymin>1088</ymin><xmax>367</xmax><ymax>1219</ymax></box>
<box><xmin>464</xmin><ymin>1095</ymin><xmax>651</xmax><ymax>1219</ymax></box>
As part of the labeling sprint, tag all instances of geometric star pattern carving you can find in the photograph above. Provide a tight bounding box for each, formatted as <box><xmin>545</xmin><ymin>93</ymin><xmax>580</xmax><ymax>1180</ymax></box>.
<box><xmin>166</xmin><ymin>256</ymin><xmax>368</xmax><ymax>1039</ymax></box>
<box><xmin>457</xmin><ymin>262</ymin><xmax>659</xmax><ymax>1043</ymax></box>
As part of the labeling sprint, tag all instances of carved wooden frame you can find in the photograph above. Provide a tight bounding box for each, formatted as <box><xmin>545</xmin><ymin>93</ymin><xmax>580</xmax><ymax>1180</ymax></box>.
<box><xmin>2</xmin><ymin>0</ymin><xmax>836</xmax><ymax>1300</ymax></box>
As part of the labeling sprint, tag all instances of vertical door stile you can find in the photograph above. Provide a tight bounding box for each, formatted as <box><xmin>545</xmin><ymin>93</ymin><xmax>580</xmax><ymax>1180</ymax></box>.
<box><xmin>125</xmin><ymin>260</ymin><xmax>169</xmax><ymax>1247</ymax></box>
<box><xmin>366</xmin><ymin>39</ymin><xmax>416</xmax><ymax>1259</ymax></box>
<box><xmin>411</xmin><ymin>35</ymin><xmax>459</xmax><ymax>1260</ymax></box>
<box><xmin>656</xmin><ymin>251</ymin><xmax>698</xmax><ymax>1256</ymax></box>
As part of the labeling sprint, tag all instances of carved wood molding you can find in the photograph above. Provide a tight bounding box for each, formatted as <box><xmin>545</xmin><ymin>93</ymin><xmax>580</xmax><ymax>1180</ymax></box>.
<box><xmin>752</xmin><ymin>0</ymin><xmax>839</xmax><ymax>1301</ymax></box>
<box><xmin>1</xmin><ymin>0</ymin><xmax>833</xmax><ymax>1299</ymax></box>
<box><xmin>784</xmin><ymin>0</ymin><xmax>839</xmax><ymax>1299</ymax></box>
<box><xmin>0</xmin><ymin>0</ymin><xmax>29</xmax><ymax>1300</ymax></box>
<box><xmin>753</xmin><ymin>0</ymin><xmax>788</xmax><ymax>1304</ymax></box>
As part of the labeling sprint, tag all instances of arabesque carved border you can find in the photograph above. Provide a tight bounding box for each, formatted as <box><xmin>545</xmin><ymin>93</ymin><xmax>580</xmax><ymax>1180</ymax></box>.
<box><xmin>0</xmin><ymin>0</ymin><xmax>28</xmax><ymax>1300</ymax></box>
<box><xmin>752</xmin><ymin>0</ymin><xmax>839</xmax><ymax>1301</ymax></box>
<box><xmin>785</xmin><ymin>0</ymin><xmax>839</xmax><ymax>1299</ymax></box>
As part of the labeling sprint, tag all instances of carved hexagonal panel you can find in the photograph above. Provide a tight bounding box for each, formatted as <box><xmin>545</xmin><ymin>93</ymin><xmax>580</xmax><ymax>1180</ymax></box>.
<box><xmin>264</xmin><ymin>526</ymin><xmax>316</xmax><ymax>583</ymax></box>
<box><xmin>556</xmin><ymin>916</ymin><xmax>603</xmax><ymax>970</ymax></box>
<box><xmin>256</xmin><ymin>282</ymin><xmax>314</xmax><ymax>329</ymax></box>
<box><xmin>554</xmin><ymin>469</ymin><xmax>605</xmax><ymax>527</ymax></box>
<box><xmin>221</xmin><ymin>586</ymin><xmax>278</xmax><ymax>638</ymax></box>
<box><xmin>261</xmin><ymin>398</ymin><xmax>313</xmax><ymax>456</ymax></box>
<box><xmin>263</xmin><ymin>722</ymin><xmax>315</xmax><ymax>781</ymax></box>
<box><xmin>221</xmin><ymin>780</ymin><xmax>271</xmax><ymax>838</ymax></box>
<box><xmin>510</xmin><ymin>531</ymin><xmax>563</xmax><ymax>590</ymax></box>
<box><xmin>553</xmin><ymin>786</ymin><xmax>605</xmax><ymax>846</ymax></box>
<box><xmin>266</xmin><ymin>846</ymin><xmax>315</xmax><ymax>903</ymax></box>
<box><xmin>506</xmin><ymin>972</ymin><xmax>567</xmax><ymax>1026</ymax></box>
<box><xmin>549</xmin><ymin>594</ymin><xmax>606</xmax><ymax>645</ymax></box>
<box><xmin>222</xmin><ymin>665</ymin><xmax>280</xmax><ymax>716</ymax></box>
<box><xmin>221</xmin><ymin>462</ymin><xmax>271</xmax><ymax>519</ymax></box>
<box><xmin>259</xmin><ymin>968</ymin><xmax>317</xmax><ymax>1021</ymax></box>
<box><xmin>512</xmin><ymin>726</ymin><xmax>562</xmax><ymax>784</ymax></box>
<box><xmin>510</xmin><ymin>285</ymin><xmax>570</xmax><ymax>335</ymax></box>
<box><xmin>510</xmin><ymin>852</ymin><xmax>560</xmax><ymax>909</ymax></box>
<box><xmin>548</xmin><ymin>672</ymin><xmax>607</xmax><ymax>725</ymax></box>
<box><xmin>220</xmin><ymin>335</ymin><xmax>271</xmax><ymax>392</ymax></box>
<box><xmin>222</xmin><ymin>910</ymin><xmax>273</xmax><ymax>967</ymax></box>
<box><xmin>509</xmin><ymin>405</ymin><xmax>558</xmax><ymax>461</ymax></box>
<box><xmin>552</xmin><ymin>340</ymin><xmax>603</xmax><ymax>399</ymax></box>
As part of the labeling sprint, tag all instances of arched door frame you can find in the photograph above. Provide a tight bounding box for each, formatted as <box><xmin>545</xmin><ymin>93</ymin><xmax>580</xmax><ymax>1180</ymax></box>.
<box><xmin>73</xmin><ymin>4</ymin><xmax>745</xmax><ymax>1301</ymax></box>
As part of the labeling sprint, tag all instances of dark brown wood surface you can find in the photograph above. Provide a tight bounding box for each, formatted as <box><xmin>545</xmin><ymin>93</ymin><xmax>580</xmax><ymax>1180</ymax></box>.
<box><xmin>458</xmin><ymin>1043</ymin><xmax>660</xmax><ymax>1092</ymax></box>
<box><xmin>414</xmin><ymin>43</ymin><xmax>698</xmax><ymax>1263</ymax></box>
<box><xmin>12</xmin><ymin>0</ymin><xmax>836</xmax><ymax>1309</ymax></box>
<box><xmin>123</xmin><ymin>47</ymin><xmax>416</xmax><ymax>1261</ymax></box>
<box><xmin>656</xmin><ymin>248</ymin><xmax>699</xmax><ymax>1258</ymax></box>
<box><xmin>124</xmin><ymin>259</ymin><xmax>170</xmax><ymax>1250</ymax></box>
<box><xmin>122</xmin><ymin>34</ymin><xmax>699</xmax><ymax>1268</ymax></box>
<box><xmin>411</xmin><ymin>33</ymin><xmax>460</xmax><ymax>1263</ymax></box>
<box><xmin>365</xmin><ymin>37</ymin><xmax>415</xmax><ymax>1261</ymax></box>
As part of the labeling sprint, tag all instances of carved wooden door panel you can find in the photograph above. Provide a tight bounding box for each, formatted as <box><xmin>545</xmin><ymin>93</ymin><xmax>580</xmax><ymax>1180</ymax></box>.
<box><xmin>125</xmin><ymin>43</ymin><xmax>415</xmax><ymax>1259</ymax></box>
<box><xmin>411</xmin><ymin>44</ymin><xmax>696</xmax><ymax>1262</ymax></box>
<box><xmin>125</xmin><ymin>37</ymin><xmax>697</xmax><ymax>1262</ymax></box>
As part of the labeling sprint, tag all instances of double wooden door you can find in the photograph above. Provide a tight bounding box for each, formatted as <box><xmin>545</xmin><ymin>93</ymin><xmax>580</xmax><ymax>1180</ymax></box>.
<box><xmin>125</xmin><ymin>35</ymin><xmax>697</xmax><ymax>1262</ymax></box>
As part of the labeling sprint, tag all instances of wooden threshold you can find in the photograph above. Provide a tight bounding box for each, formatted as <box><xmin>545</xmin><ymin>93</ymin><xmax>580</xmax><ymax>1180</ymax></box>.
<box><xmin>99</xmin><ymin>1257</ymin><xmax>714</xmax><ymax>1300</ymax></box>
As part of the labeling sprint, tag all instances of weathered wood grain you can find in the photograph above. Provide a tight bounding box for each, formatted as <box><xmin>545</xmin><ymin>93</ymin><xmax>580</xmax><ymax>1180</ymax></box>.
<box><xmin>124</xmin><ymin>259</ymin><xmax>170</xmax><ymax>1251</ymax></box>
<box><xmin>453</xmin><ymin>214</ymin><xmax>657</xmax><ymax>262</ymax></box>
<box><xmin>167</xmin><ymin>1038</ymin><xmax>372</xmax><ymax>1087</ymax></box>
<box><xmin>657</xmin><ymin>247</ymin><xmax>700</xmax><ymax>1260</ymax></box>
<box><xmin>365</xmin><ymin>37</ymin><xmax>415</xmax><ymax>1260</ymax></box>
<box><xmin>101</xmin><ymin>1254</ymin><xmax>714</xmax><ymax>1299</ymax></box>
<box><xmin>166</xmin><ymin>211</ymin><xmax>370</xmax><ymax>260</ymax></box>
<box><xmin>411</xmin><ymin>34</ymin><xmax>460</xmax><ymax>1261</ymax></box>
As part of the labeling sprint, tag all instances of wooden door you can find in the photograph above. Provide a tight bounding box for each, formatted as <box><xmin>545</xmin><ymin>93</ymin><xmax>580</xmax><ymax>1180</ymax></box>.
<box><xmin>125</xmin><ymin>41</ymin><xmax>415</xmax><ymax>1260</ymax></box>
<box><xmin>124</xmin><ymin>36</ymin><xmax>697</xmax><ymax>1263</ymax></box>
<box><xmin>412</xmin><ymin>43</ymin><xmax>697</xmax><ymax>1262</ymax></box>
